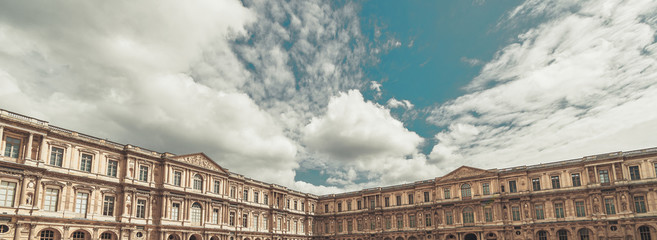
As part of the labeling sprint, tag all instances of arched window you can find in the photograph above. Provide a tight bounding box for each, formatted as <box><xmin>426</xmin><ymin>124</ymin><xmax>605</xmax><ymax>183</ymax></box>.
<box><xmin>191</xmin><ymin>202</ymin><xmax>202</xmax><ymax>223</ymax></box>
<box><xmin>462</xmin><ymin>207</ymin><xmax>474</xmax><ymax>224</ymax></box>
<box><xmin>72</xmin><ymin>231</ymin><xmax>86</xmax><ymax>240</ymax></box>
<box><xmin>40</xmin><ymin>230</ymin><xmax>56</xmax><ymax>240</ymax></box>
<box><xmin>558</xmin><ymin>230</ymin><xmax>569</xmax><ymax>240</ymax></box>
<box><xmin>578</xmin><ymin>229</ymin><xmax>590</xmax><ymax>240</ymax></box>
<box><xmin>639</xmin><ymin>226</ymin><xmax>652</xmax><ymax>240</ymax></box>
<box><xmin>100</xmin><ymin>232</ymin><xmax>114</xmax><ymax>240</ymax></box>
<box><xmin>193</xmin><ymin>175</ymin><xmax>203</xmax><ymax>190</ymax></box>
<box><xmin>537</xmin><ymin>231</ymin><xmax>548</xmax><ymax>240</ymax></box>
<box><xmin>461</xmin><ymin>184</ymin><xmax>471</xmax><ymax>198</ymax></box>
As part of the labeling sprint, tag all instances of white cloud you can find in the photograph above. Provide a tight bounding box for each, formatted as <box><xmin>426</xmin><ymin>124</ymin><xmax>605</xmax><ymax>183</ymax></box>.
<box><xmin>428</xmin><ymin>0</ymin><xmax>657</xmax><ymax>169</ymax></box>
<box><xmin>387</xmin><ymin>98</ymin><xmax>414</xmax><ymax>109</ymax></box>
<box><xmin>303</xmin><ymin>90</ymin><xmax>436</xmax><ymax>187</ymax></box>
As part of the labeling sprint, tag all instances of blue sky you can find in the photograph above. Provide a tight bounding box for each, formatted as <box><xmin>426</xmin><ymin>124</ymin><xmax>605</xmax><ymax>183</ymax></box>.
<box><xmin>1</xmin><ymin>0</ymin><xmax>657</xmax><ymax>194</ymax></box>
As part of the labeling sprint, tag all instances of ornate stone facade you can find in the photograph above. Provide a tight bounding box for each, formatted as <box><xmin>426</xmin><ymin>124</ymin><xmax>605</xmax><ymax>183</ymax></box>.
<box><xmin>1</xmin><ymin>108</ymin><xmax>657</xmax><ymax>240</ymax></box>
<box><xmin>0</xmin><ymin>109</ymin><xmax>316</xmax><ymax>240</ymax></box>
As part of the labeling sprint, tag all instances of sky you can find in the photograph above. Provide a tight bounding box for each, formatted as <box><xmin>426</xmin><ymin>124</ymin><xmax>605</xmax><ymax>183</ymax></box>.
<box><xmin>1</xmin><ymin>0</ymin><xmax>657</xmax><ymax>194</ymax></box>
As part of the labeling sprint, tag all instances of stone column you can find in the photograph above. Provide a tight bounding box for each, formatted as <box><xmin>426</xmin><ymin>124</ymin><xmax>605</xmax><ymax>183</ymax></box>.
<box><xmin>0</xmin><ymin>125</ymin><xmax>4</xmax><ymax>155</ymax></box>
<box><xmin>26</xmin><ymin>133</ymin><xmax>33</xmax><ymax>161</ymax></box>
<box><xmin>39</xmin><ymin>135</ymin><xmax>48</xmax><ymax>163</ymax></box>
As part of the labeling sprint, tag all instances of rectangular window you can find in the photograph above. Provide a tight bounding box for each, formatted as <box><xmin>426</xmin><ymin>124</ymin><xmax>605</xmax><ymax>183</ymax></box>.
<box><xmin>425</xmin><ymin>213</ymin><xmax>432</xmax><ymax>226</ymax></box>
<box><xmin>172</xmin><ymin>203</ymin><xmax>180</xmax><ymax>220</ymax></box>
<box><xmin>139</xmin><ymin>165</ymin><xmax>148</xmax><ymax>182</ymax></box>
<box><xmin>102</xmin><ymin>196</ymin><xmax>115</xmax><ymax>216</ymax></box>
<box><xmin>347</xmin><ymin>201</ymin><xmax>352</xmax><ymax>211</ymax></box>
<box><xmin>408</xmin><ymin>194</ymin><xmax>414</xmax><ymax>204</ymax></box>
<box><xmin>4</xmin><ymin>137</ymin><xmax>21</xmax><ymax>158</ymax></box>
<box><xmin>348</xmin><ymin>220</ymin><xmax>353</xmax><ymax>232</ymax></box>
<box><xmin>302</xmin><ymin>202</ymin><xmax>305</xmax><ymax>211</ymax></box>
<box><xmin>243</xmin><ymin>214</ymin><xmax>248</xmax><ymax>227</ymax></box>
<box><xmin>634</xmin><ymin>196</ymin><xmax>647</xmax><ymax>213</ymax></box>
<box><xmin>554</xmin><ymin>203</ymin><xmax>565</xmax><ymax>218</ymax></box>
<box><xmin>509</xmin><ymin>180</ymin><xmax>517</xmax><ymax>193</ymax></box>
<box><xmin>136</xmin><ymin>199</ymin><xmax>146</xmax><ymax>218</ymax></box>
<box><xmin>424</xmin><ymin>192</ymin><xmax>430</xmax><ymax>202</ymax></box>
<box><xmin>264</xmin><ymin>216</ymin><xmax>268</xmax><ymax>229</ymax></box>
<box><xmin>396</xmin><ymin>196</ymin><xmax>401</xmax><ymax>206</ymax></box>
<box><xmin>50</xmin><ymin>147</ymin><xmax>64</xmax><ymax>167</ymax></box>
<box><xmin>512</xmin><ymin>206</ymin><xmax>521</xmax><ymax>221</ymax></box>
<box><xmin>629</xmin><ymin>166</ymin><xmax>641</xmax><ymax>180</ymax></box>
<box><xmin>264</xmin><ymin>194</ymin><xmax>268</xmax><ymax>204</ymax></box>
<box><xmin>444</xmin><ymin>188</ymin><xmax>451</xmax><ymax>199</ymax></box>
<box><xmin>229</xmin><ymin>212</ymin><xmax>235</xmax><ymax>226</ymax></box>
<box><xmin>605</xmin><ymin>198</ymin><xmax>616</xmax><ymax>214</ymax></box>
<box><xmin>358</xmin><ymin>200</ymin><xmax>362</xmax><ymax>209</ymax></box>
<box><xmin>370</xmin><ymin>198</ymin><xmax>375</xmax><ymax>209</ymax></box>
<box><xmin>396</xmin><ymin>216</ymin><xmax>402</xmax><ymax>229</ymax></box>
<box><xmin>385</xmin><ymin>197</ymin><xmax>390</xmax><ymax>207</ymax></box>
<box><xmin>323</xmin><ymin>222</ymin><xmax>328</xmax><ymax>233</ymax></box>
<box><xmin>43</xmin><ymin>188</ymin><xmax>59</xmax><ymax>211</ymax></box>
<box><xmin>571</xmin><ymin>173</ymin><xmax>581</xmax><ymax>187</ymax></box>
<box><xmin>575</xmin><ymin>201</ymin><xmax>586</xmax><ymax>217</ymax></box>
<box><xmin>338</xmin><ymin>203</ymin><xmax>342</xmax><ymax>212</ymax></box>
<box><xmin>370</xmin><ymin>219</ymin><xmax>375</xmax><ymax>230</ymax></box>
<box><xmin>254</xmin><ymin>192</ymin><xmax>259</xmax><ymax>203</ymax></box>
<box><xmin>338</xmin><ymin>221</ymin><xmax>343</xmax><ymax>232</ymax></box>
<box><xmin>75</xmin><ymin>192</ymin><xmax>89</xmax><ymax>214</ymax></box>
<box><xmin>357</xmin><ymin>219</ymin><xmax>363</xmax><ymax>231</ymax></box>
<box><xmin>484</xmin><ymin>207</ymin><xmax>493</xmax><ymax>222</ymax></box>
<box><xmin>173</xmin><ymin>171</ymin><xmax>182</xmax><ymax>186</ymax></box>
<box><xmin>230</xmin><ymin>187</ymin><xmax>236</xmax><ymax>198</ymax></box>
<box><xmin>599</xmin><ymin>170</ymin><xmax>610</xmax><ymax>184</ymax></box>
<box><xmin>409</xmin><ymin>215</ymin><xmax>416</xmax><ymax>228</ymax></box>
<box><xmin>80</xmin><ymin>153</ymin><xmax>93</xmax><ymax>172</ymax></box>
<box><xmin>212</xmin><ymin>209</ymin><xmax>219</xmax><ymax>224</ymax></box>
<box><xmin>107</xmin><ymin>160</ymin><xmax>118</xmax><ymax>177</ymax></box>
<box><xmin>214</xmin><ymin>180</ymin><xmax>220</xmax><ymax>193</ymax></box>
<box><xmin>325</xmin><ymin>204</ymin><xmax>329</xmax><ymax>213</ymax></box>
<box><xmin>551</xmin><ymin>176</ymin><xmax>561</xmax><ymax>189</ymax></box>
<box><xmin>244</xmin><ymin>190</ymin><xmax>248</xmax><ymax>201</ymax></box>
<box><xmin>445</xmin><ymin>211</ymin><xmax>453</xmax><ymax>225</ymax></box>
<box><xmin>532</xmin><ymin>178</ymin><xmax>541</xmax><ymax>191</ymax></box>
<box><xmin>482</xmin><ymin>183</ymin><xmax>490</xmax><ymax>195</ymax></box>
<box><xmin>535</xmin><ymin>204</ymin><xmax>544</xmax><ymax>220</ymax></box>
<box><xmin>385</xmin><ymin>217</ymin><xmax>391</xmax><ymax>229</ymax></box>
<box><xmin>286</xmin><ymin>199</ymin><xmax>290</xmax><ymax>209</ymax></box>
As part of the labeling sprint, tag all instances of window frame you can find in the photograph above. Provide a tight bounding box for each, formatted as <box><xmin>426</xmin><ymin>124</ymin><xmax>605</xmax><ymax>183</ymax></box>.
<box><xmin>102</xmin><ymin>195</ymin><xmax>115</xmax><ymax>216</ymax></box>
<box><xmin>629</xmin><ymin>165</ymin><xmax>641</xmax><ymax>180</ymax></box>
<box><xmin>79</xmin><ymin>153</ymin><xmax>93</xmax><ymax>172</ymax></box>
<box><xmin>532</xmin><ymin>178</ymin><xmax>541</xmax><ymax>191</ymax></box>
<box><xmin>571</xmin><ymin>173</ymin><xmax>581</xmax><ymax>187</ymax></box>
<box><xmin>49</xmin><ymin>146</ymin><xmax>65</xmax><ymax>167</ymax></box>
<box><xmin>107</xmin><ymin>159</ymin><xmax>118</xmax><ymax>177</ymax></box>
<box><xmin>43</xmin><ymin>187</ymin><xmax>60</xmax><ymax>212</ymax></box>
<box><xmin>551</xmin><ymin>175</ymin><xmax>561</xmax><ymax>189</ymax></box>
<box><xmin>3</xmin><ymin>136</ymin><xmax>22</xmax><ymax>158</ymax></box>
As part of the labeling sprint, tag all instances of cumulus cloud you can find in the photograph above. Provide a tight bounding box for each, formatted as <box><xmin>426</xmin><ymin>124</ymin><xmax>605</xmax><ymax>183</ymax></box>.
<box><xmin>304</xmin><ymin>90</ymin><xmax>436</xmax><ymax>187</ymax></box>
<box><xmin>0</xmin><ymin>0</ymin><xmax>392</xmax><ymax>194</ymax></box>
<box><xmin>428</xmin><ymin>0</ymin><xmax>657</xmax><ymax>169</ymax></box>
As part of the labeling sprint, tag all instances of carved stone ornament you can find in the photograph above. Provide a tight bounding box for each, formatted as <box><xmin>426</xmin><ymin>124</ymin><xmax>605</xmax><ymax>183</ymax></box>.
<box><xmin>440</xmin><ymin>166</ymin><xmax>492</xmax><ymax>181</ymax></box>
<box><xmin>171</xmin><ymin>153</ymin><xmax>223</xmax><ymax>172</ymax></box>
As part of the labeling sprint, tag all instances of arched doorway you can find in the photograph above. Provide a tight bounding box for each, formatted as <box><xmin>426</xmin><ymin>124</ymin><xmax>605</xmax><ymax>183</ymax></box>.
<box><xmin>168</xmin><ymin>234</ymin><xmax>181</xmax><ymax>240</ymax></box>
<box><xmin>190</xmin><ymin>234</ymin><xmax>202</xmax><ymax>240</ymax></box>
<box><xmin>464</xmin><ymin>233</ymin><xmax>477</xmax><ymax>240</ymax></box>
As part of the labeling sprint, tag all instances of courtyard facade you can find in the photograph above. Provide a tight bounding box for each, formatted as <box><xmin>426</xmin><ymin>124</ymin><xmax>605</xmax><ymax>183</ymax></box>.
<box><xmin>1</xmin><ymin>108</ymin><xmax>656</xmax><ymax>240</ymax></box>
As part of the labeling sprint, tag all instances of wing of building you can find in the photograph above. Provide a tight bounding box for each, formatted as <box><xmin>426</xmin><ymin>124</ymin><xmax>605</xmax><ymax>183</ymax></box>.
<box><xmin>0</xmin><ymin>108</ymin><xmax>656</xmax><ymax>240</ymax></box>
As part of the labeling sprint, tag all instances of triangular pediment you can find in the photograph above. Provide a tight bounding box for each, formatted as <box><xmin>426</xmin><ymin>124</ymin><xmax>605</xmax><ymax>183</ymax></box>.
<box><xmin>438</xmin><ymin>166</ymin><xmax>495</xmax><ymax>181</ymax></box>
<box><xmin>170</xmin><ymin>153</ymin><xmax>228</xmax><ymax>174</ymax></box>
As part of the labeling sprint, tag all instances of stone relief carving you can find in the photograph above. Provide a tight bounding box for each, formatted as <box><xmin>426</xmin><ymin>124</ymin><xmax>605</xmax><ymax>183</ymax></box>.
<box><xmin>173</xmin><ymin>154</ymin><xmax>221</xmax><ymax>172</ymax></box>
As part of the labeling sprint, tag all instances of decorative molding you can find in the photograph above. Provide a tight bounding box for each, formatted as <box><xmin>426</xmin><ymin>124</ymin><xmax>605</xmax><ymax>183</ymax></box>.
<box><xmin>171</xmin><ymin>153</ymin><xmax>225</xmax><ymax>173</ymax></box>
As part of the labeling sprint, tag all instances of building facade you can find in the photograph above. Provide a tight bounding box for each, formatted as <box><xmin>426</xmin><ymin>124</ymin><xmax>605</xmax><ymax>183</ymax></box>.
<box><xmin>1</xmin><ymin>108</ymin><xmax>656</xmax><ymax>240</ymax></box>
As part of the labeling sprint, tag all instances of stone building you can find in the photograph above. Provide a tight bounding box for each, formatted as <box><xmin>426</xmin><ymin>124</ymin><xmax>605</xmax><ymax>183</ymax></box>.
<box><xmin>1</xmin><ymin>108</ymin><xmax>657</xmax><ymax>240</ymax></box>
<box><xmin>0</xmin><ymin>109</ymin><xmax>317</xmax><ymax>240</ymax></box>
